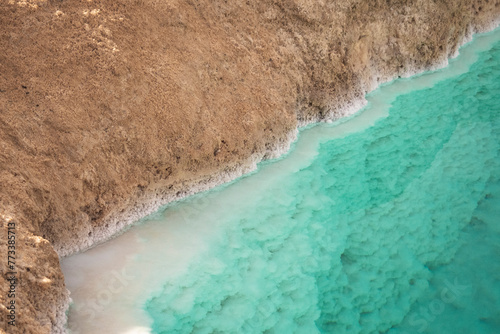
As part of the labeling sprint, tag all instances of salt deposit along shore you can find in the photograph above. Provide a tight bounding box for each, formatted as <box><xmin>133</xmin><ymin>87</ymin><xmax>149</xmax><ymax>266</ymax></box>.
<box><xmin>1</xmin><ymin>1</ymin><xmax>500</xmax><ymax>332</ymax></box>
<box><xmin>62</xmin><ymin>26</ymin><xmax>500</xmax><ymax>333</ymax></box>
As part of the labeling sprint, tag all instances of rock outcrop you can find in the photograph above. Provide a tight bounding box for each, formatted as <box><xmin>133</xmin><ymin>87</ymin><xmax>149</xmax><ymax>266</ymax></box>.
<box><xmin>1</xmin><ymin>0</ymin><xmax>499</xmax><ymax>332</ymax></box>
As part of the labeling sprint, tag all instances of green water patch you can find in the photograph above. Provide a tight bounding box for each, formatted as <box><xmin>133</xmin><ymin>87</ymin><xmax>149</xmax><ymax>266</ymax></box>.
<box><xmin>61</xmin><ymin>28</ymin><xmax>500</xmax><ymax>334</ymax></box>
<box><xmin>145</xmin><ymin>36</ymin><xmax>500</xmax><ymax>333</ymax></box>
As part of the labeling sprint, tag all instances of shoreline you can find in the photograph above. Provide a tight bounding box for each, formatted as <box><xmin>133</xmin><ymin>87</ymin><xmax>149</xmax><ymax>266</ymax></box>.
<box><xmin>58</xmin><ymin>18</ymin><xmax>500</xmax><ymax>258</ymax></box>
<box><xmin>55</xmin><ymin>18</ymin><xmax>500</xmax><ymax>333</ymax></box>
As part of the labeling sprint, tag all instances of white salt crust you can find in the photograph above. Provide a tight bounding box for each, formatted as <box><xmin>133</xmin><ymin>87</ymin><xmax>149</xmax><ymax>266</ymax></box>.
<box><xmin>53</xmin><ymin>18</ymin><xmax>500</xmax><ymax>334</ymax></box>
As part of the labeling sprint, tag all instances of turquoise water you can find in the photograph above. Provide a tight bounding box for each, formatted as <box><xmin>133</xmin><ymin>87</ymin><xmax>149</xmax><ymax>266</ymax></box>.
<box><xmin>62</xmin><ymin>28</ymin><xmax>500</xmax><ymax>334</ymax></box>
<box><xmin>146</xmin><ymin>34</ymin><xmax>500</xmax><ymax>333</ymax></box>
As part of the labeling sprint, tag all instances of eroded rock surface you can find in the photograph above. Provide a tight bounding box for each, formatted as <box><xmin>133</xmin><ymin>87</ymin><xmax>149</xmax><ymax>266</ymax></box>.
<box><xmin>1</xmin><ymin>0</ymin><xmax>499</xmax><ymax>332</ymax></box>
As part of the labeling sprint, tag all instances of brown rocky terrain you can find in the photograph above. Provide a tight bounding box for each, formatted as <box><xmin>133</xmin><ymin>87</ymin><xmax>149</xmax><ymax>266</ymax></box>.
<box><xmin>1</xmin><ymin>0</ymin><xmax>499</xmax><ymax>332</ymax></box>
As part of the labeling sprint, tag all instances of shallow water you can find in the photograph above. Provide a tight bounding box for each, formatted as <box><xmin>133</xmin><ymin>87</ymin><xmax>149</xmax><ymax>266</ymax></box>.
<box><xmin>62</xmin><ymin>28</ymin><xmax>500</xmax><ymax>334</ymax></box>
